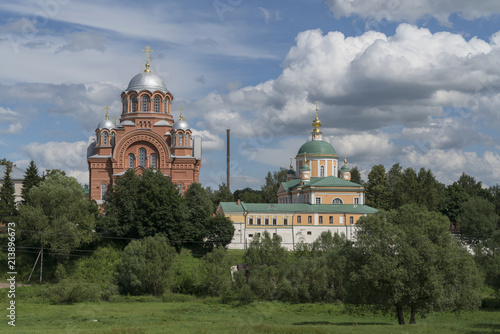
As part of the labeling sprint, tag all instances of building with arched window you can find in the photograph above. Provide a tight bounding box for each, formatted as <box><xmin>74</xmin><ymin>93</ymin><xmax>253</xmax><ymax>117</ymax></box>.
<box><xmin>217</xmin><ymin>109</ymin><xmax>376</xmax><ymax>250</ymax></box>
<box><xmin>87</xmin><ymin>47</ymin><xmax>202</xmax><ymax>203</ymax></box>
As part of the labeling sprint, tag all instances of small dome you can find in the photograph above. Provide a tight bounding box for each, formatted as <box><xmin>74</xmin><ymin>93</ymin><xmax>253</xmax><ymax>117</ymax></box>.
<box><xmin>300</xmin><ymin>163</ymin><xmax>310</xmax><ymax>171</ymax></box>
<box><xmin>98</xmin><ymin>119</ymin><xmax>116</xmax><ymax>130</ymax></box>
<box><xmin>297</xmin><ymin>140</ymin><xmax>337</xmax><ymax>156</ymax></box>
<box><xmin>173</xmin><ymin>119</ymin><xmax>190</xmax><ymax>131</ymax></box>
<box><xmin>287</xmin><ymin>169</ymin><xmax>296</xmax><ymax>175</ymax></box>
<box><xmin>126</xmin><ymin>72</ymin><xmax>168</xmax><ymax>93</ymax></box>
<box><xmin>340</xmin><ymin>164</ymin><xmax>351</xmax><ymax>172</ymax></box>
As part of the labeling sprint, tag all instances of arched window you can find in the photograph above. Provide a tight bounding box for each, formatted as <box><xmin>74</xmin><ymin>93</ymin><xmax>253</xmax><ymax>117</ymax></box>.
<box><xmin>142</xmin><ymin>96</ymin><xmax>149</xmax><ymax>111</ymax></box>
<box><xmin>151</xmin><ymin>153</ymin><xmax>157</xmax><ymax>169</ymax></box>
<box><xmin>111</xmin><ymin>133</ymin><xmax>115</xmax><ymax>146</ymax></box>
<box><xmin>101</xmin><ymin>183</ymin><xmax>107</xmax><ymax>200</ymax></box>
<box><xmin>123</xmin><ymin>99</ymin><xmax>128</xmax><ymax>113</ymax></box>
<box><xmin>164</xmin><ymin>99</ymin><xmax>168</xmax><ymax>114</ymax></box>
<box><xmin>179</xmin><ymin>133</ymin><xmax>184</xmax><ymax>146</ymax></box>
<box><xmin>177</xmin><ymin>184</ymin><xmax>183</xmax><ymax>194</ymax></box>
<box><xmin>132</xmin><ymin>96</ymin><xmax>137</xmax><ymax>112</ymax></box>
<box><xmin>96</xmin><ymin>133</ymin><xmax>101</xmax><ymax>146</ymax></box>
<box><xmin>154</xmin><ymin>97</ymin><xmax>160</xmax><ymax>113</ymax></box>
<box><xmin>128</xmin><ymin>154</ymin><xmax>134</xmax><ymax>168</ymax></box>
<box><xmin>320</xmin><ymin>165</ymin><xmax>325</xmax><ymax>177</ymax></box>
<box><xmin>332</xmin><ymin>198</ymin><xmax>343</xmax><ymax>204</ymax></box>
<box><xmin>103</xmin><ymin>132</ymin><xmax>108</xmax><ymax>145</ymax></box>
<box><xmin>139</xmin><ymin>148</ymin><xmax>146</xmax><ymax>167</ymax></box>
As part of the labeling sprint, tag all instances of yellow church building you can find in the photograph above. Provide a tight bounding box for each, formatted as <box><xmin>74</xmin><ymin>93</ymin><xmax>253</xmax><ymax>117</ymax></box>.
<box><xmin>217</xmin><ymin>109</ymin><xmax>377</xmax><ymax>250</ymax></box>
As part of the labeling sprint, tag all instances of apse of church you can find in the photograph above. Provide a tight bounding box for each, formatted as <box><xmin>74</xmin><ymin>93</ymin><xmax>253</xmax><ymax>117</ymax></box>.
<box><xmin>87</xmin><ymin>46</ymin><xmax>202</xmax><ymax>203</ymax></box>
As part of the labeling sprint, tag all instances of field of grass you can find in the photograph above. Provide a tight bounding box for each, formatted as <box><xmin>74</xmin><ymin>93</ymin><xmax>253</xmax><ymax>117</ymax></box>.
<box><xmin>2</xmin><ymin>294</ymin><xmax>500</xmax><ymax>334</ymax></box>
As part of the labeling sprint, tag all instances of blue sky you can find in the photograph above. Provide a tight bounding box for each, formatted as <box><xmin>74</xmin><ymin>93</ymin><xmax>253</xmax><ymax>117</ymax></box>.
<box><xmin>1</xmin><ymin>0</ymin><xmax>500</xmax><ymax>190</ymax></box>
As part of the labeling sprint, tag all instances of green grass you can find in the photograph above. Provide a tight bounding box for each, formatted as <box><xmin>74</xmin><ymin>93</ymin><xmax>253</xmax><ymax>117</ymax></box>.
<box><xmin>2</xmin><ymin>296</ymin><xmax>500</xmax><ymax>333</ymax></box>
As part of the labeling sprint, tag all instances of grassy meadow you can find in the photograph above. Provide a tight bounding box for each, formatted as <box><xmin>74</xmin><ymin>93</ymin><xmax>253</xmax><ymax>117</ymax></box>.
<box><xmin>1</xmin><ymin>293</ymin><xmax>500</xmax><ymax>334</ymax></box>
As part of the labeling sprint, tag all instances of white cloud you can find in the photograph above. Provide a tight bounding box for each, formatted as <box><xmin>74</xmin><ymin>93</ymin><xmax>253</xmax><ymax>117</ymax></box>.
<box><xmin>0</xmin><ymin>107</ymin><xmax>23</xmax><ymax>134</ymax></box>
<box><xmin>190</xmin><ymin>129</ymin><xmax>224</xmax><ymax>152</ymax></box>
<box><xmin>325</xmin><ymin>0</ymin><xmax>500</xmax><ymax>25</ymax></box>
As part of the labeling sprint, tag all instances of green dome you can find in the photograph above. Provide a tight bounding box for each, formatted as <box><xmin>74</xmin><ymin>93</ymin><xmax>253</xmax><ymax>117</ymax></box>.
<box><xmin>300</xmin><ymin>163</ymin><xmax>310</xmax><ymax>171</ymax></box>
<box><xmin>297</xmin><ymin>140</ymin><xmax>337</xmax><ymax>156</ymax></box>
<box><xmin>340</xmin><ymin>164</ymin><xmax>351</xmax><ymax>172</ymax></box>
<box><xmin>287</xmin><ymin>169</ymin><xmax>296</xmax><ymax>175</ymax></box>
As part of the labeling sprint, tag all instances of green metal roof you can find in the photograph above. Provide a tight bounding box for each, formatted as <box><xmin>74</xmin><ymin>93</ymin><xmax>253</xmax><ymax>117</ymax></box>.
<box><xmin>219</xmin><ymin>202</ymin><xmax>377</xmax><ymax>215</ymax></box>
<box><xmin>281</xmin><ymin>176</ymin><xmax>363</xmax><ymax>192</ymax></box>
<box><xmin>297</xmin><ymin>140</ymin><xmax>337</xmax><ymax>156</ymax></box>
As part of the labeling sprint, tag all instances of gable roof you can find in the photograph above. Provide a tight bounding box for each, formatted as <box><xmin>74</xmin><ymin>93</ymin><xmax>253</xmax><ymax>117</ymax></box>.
<box><xmin>0</xmin><ymin>165</ymin><xmax>25</xmax><ymax>181</ymax></box>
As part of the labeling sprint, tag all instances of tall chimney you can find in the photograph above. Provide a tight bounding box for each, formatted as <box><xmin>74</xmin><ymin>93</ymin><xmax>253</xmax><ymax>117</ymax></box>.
<box><xmin>227</xmin><ymin>129</ymin><xmax>230</xmax><ymax>190</ymax></box>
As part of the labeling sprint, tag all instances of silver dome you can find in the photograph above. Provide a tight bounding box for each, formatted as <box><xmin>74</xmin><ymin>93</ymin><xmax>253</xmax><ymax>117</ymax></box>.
<box><xmin>173</xmin><ymin>119</ymin><xmax>190</xmax><ymax>131</ymax></box>
<box><xmin>97</xmin><ymin>119</ymin><xmax>116</xmax><ymax>130</ymax></box>
<box><xmin>126</xmin><ymin>72</ymin><xmax>168</xmax><ymax>93</ymax></box>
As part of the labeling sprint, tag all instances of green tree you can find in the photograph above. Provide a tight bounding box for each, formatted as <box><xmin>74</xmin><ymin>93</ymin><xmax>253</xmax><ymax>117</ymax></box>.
<box><xmin>233</xmin><ymin>187</ymin><xmax>264</xmax><ymax>203</ymax></box>
<box><xmin>211</xmin><ymin>183</ymin><xmax>233</xmax><ymax>208</ymax></box>
<box><xmin>391</xmin><ymin>167</ymin><xmax>419</xmax><ymax>209</ymax></box>
<box><xmin>183</xmin><ymin>182</ymin><xmax>214</xmax><ymax>245</ymax></box>
<box><xmin>457</xmin><ymin>172</ymin><xmax>492</xmax><ymax>200</ymax></box>
<box><xmin>348</xmin><ymin>205</ymin><xmax>482</xmax><ymax>325</ymax></box>
<box><xmin>117</xmin><ymin>235</ymin><xmax>177</xmax><ymax>296</ymax></box>
<box><xmin>443</xmin><ymin>182</ymin><xmax>470</xmax><ymax>222</ymax></box>
<box><xmin>18</xmin><ymin>172</ymin><xmax>98</xmax><ymax>260</ymax></box>
<box><xmin>365</xmin><ymin>164</ymin><xmax>389</xmax><ymax>210</ymax></box>
<box><xmin>205</xmin><ymin>215</ymin><xmax>235</xmax><ymax>248</ymax></box>
<box><xmin>43</xmin><ymin>169</ymin><xmax>66</xmax><ymax>179</ymax></box>
<box><xmin>350</xmin><ymin>166</ymin><xmax>363</xmax><ymax>185</ymax></box>
<box><xmin>459</xmin><ymin>196</ymin><xmax>497</xmax><ymax>247</ymax></box>
<box><xmin>21</xmin><ymin>160</ymin><xmax>42</xmax><ymax>204</ymax></box>
<box><xmin>200</xmin><ymin>247</ymin><xmax>232</xmax><ymax>297</ymax></box>
<box><xmin>103</xmin><ymin>169</ymin><xmax>187</xmax><ymax>247</ymax></box>
<box><xmin>0</xmin><ymin>163</ymin><xmax>17</xmax><ymax>223</ymax></box>
<box><xmin>415</xmin><ymin>168</ymin><xmax>445</xmax><ymax>212</ymax></box>
<box><xmin>261</xmin><ymin>168</ymin><xmax>288</xmax><ymax>203</ymax></box>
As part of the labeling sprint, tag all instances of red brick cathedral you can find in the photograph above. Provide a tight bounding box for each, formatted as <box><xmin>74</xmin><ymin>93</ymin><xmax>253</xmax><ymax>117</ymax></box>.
<box><xmin>87</xmin><ymin>47</ymin><xmax>202</xmax><ymax>203</ymax></box>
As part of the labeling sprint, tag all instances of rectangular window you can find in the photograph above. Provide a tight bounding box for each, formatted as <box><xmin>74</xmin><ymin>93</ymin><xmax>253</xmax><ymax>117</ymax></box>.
<box><xmin>249</xmin><ymin>234</ymin><xmax>253</xmax><ymax>238</ymax></box>
<box><xmin>329</xmin><ymin>216</ymin><xmax>333</xmax><ymax>224</ymax></box>
<box><xmin>272</xmin><ymin>218</ymin><xmax>277</xmax><ymax>225</ymax></box>
<box><xmin>354</xmin><ymin>198</ymin><xmax>359</xmax><ymax>204</ymax></box>
<box><xmin>319</xmin><ymin>216</ymin><xmax>323</xmax><ymax>224</ymax></box>
<box><xmin>265</xmin><ymin>218</ymin><xmax>269</xmax><ymax>225</ymax></box>
<box><xmin>283</xmin><ymin>218</ymin><xmax>288</xmax><ymax>226</ymax></box>
<box><xmin>307</xmin><ymin>231</ymin><xmax>312</xmax><ymax>236</ymax></box>
<box><xmin>308</xmin><ymin>216</ymin><xmax>312</xmax><ymax>224</ymax></box>
<box><xmin>350</xmin><ymin>216</ymin><xmax>354</xmax><ymax>225</ymax></box>
<box><xmin>257</xmin><ymin>218</ymin><xmax>261</xmax><ymax>225</ymax></box>
<box><xmin>297</xmin><ymin>216</ymin><xmax>301</xmax><ymax>224</ymax></box>
<box><xmin>315</xmin><ymin>197</ymin><xmax>321</xmax><ymax>204</ymax></box>
<box><xmin>249</xmin><ymin>218</ymin><xmax>253</xmax><ymax>225</ymax></box>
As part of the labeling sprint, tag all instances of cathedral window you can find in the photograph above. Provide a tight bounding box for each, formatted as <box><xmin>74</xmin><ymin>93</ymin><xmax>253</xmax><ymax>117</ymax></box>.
<box><xmin>179</xmin><ymin>133</ymin><xmax>184</xmax><ymax>146</ymax></box>
<box><xmin>151</xmin><ymin>154</ymin><xmax>157</xmax><ymax>169</ymax></box>
<box><xmin>96</xmin><ymin>133</ymin><xmax>101</xmax><ymax>146</ymax></box>
<box><xmin>101</xmin><ymin>183</ymin><xmax>107</xmax><ymax>200</ymax></box>
<box><xmin>103</xmin><ymin>132</ymin><xmax>108</xmax><ymax>145</ymax></box>
<box><xmin>142</xmin><ymin>96</ymin><xmax>149</xmax><ymax>111</ymax></box>
<box><xmin>128</xmin><ymin>154</ymin><xmax>134</xmax><ymax>168</ymax></box>
<box><xmin>139</xmin><ymin>148</ymin><xmax>146</xmax><ymax>167</ymax></box>
<box><xmin>132</xmin><ymin>96</ymin><xmax>137</xmax><ymax>112</ymax></box>
<box><xmin>177</xmin><ymin>184</ymin><xmax>183</xmax><ymax>194</ymax></box>
<box><xmin>332</xmin><ymin>198</ymin><xmax>343</xmax><ymax>204</ymax></box>
<box><xmin>164</xmin><ymin>99</ymin><xmax>168</xmax><ymax>113</ymax></box>
<box><xmin>320</xmin><ymin>165</ymin><xmax>325</xmax><ymax>177</ymax></box>
<box><xmin>123</xmin><ymin>99</ymin><xmax>128</xmax><ymax>113</ymax></box>
<box><xmin>154</xmin><ymin>97</ymin><xmax>160</xmax><ymax>112</ymax></box>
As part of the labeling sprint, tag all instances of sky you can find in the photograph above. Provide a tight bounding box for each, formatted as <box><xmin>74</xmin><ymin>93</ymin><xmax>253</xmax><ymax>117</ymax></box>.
<box><xmin>1</xmin><ymin>0</ymin><xmax>500</xmax><ymax>190</ymax></box>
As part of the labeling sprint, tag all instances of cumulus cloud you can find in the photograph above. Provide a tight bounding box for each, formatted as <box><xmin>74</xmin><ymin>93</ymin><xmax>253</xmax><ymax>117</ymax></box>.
<box><xmin>19</xmin><ymin>140</ymin><xmax>89</xmax><ymax>183</ymax></box>
<box><xmin>190</xmin><ymin>129</ymin><xmax>224</xmax><ymax>151</ymax></box>
<box><xmin>0</xmin><ymin>107</ymin><xmax>23</xmax><ymax>134</ymax></box>
<box><xmin>325</xmin><ymin>0</ymin><xmax>500</xmax><ymax>25</ymax></box>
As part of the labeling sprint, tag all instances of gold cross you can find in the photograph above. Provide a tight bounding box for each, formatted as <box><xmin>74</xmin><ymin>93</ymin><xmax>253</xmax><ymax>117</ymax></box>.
<box><xmin>142</xmin><ymin>45</ymin><xmax>153</xmax><ymax>61</ymax></box>
<box><xmin>142</xmin><ymin>45</ymin><xmax>154</xmax><ymax>72</ymax></box>
<box><xmin>113</xmin><ymin>116</ymin><xmax>117</xmax><ymax>126</ymax></box>
<box><xmin>104</xmin><ymin>106</ymin><xmax>110</xmax><ymax>120</ymax></box>
<box><xmin>315</xmin><ymin>100</ymin><xmax>319</xmax><ymax>111</ymax></box>
<box><xmin>179</xmin><ymin>107</ymin><xmax>185</xmax><ymax>121</ymax></box>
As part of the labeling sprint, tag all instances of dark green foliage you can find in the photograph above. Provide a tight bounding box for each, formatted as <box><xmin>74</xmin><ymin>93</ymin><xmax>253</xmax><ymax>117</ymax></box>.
<box><xmin>458</xmin><ymin>172</ymin><xmax>491</xmax><ymax>199</ymax></box>
<box><xmin>183</xmin><ymin>182</ymin><xmax>214</xmax><ymax>246</ymax></box>
<box><xmin>350</xmin><ymin>166</ymin><xmax>363</xmax><ymax>185</ymax></box>
<box><xmin>42</xmin><ymin>169</ymin><xmax>66</xmax><ymax>179</ymax></box>
<box><xmin>21</xmin><ymin>160</ymin><xmax>42</xmax><ymax>204</ymax></box>
<box><xmin>211</xmin><ymin>183</ymin><xmax>233</xmax><ymax>208</ymax></box>
<box><xmin>205</xmin><ymin>215</ymin><xmax>235</xmax><ymax>248</ymax></box>
<box><xmin>103</xmin><ymin>169</ymin><xmax>187</xmax><ymax>246</ymax></box>
<box><xmin>459</xmin><ymin>196</ymin><xmax>496</xmax><ymax>247</ymax></box>
<box><xmin>18</xmin><ymin>172</ymin><xmax>98</xmax><ymax>260</ymax></box>
<box><xmin>233</xmin><ymin>187</ymin><xmax>264</xmax><ymax>203</ymax></box>
<box><xmin>170</xmin><ymin>249</ymin><xmax>203</xmax><ymax>294</ymax></box>
<box><xmin>117</xmin><ymin>235</ymin><xmax>177</xmax><ymax>296</ymax></box>
<box><xmin>200</xmin><ymin>247</ymin><xmax>232</xmax><ymax>297</ymax></box>
<box><xmin>366</xmin><ymin>164</ymin><xmax>389</xmax><ymax>210</ymax></box>
<box><xmin>261</xmin><ymin>168</ymin><xmax>288</xmax><ymax>203</ymax></box>
<box><xmin>348</xmin><ymin>205</ymin><xmax>482</xmax><ymax>324</ymax></box>
<box><xmin>0</xmin><ymin>163</ymin><xmax>16</xmax><ymax>223</ymax></box>
<box><xmin>443</xmin><ymin>182</ymin><xmax>470</xmax><ymax>222</ymax></box>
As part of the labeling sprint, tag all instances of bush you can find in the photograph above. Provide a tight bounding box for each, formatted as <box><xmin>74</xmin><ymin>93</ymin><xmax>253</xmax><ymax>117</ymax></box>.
<box><xmin>45</xmin><ymin>280</ymin><xmax>117</xmax><ymax>304</ymax></box>
<box><xmin>170</xmin><ymin>249</ymin><xmax>203</xmax><ymax>295</ymax></box>
<box><xmin>117</xmin><ymin>235</ymin><xmax>177</xmax><ymax>296</ymax></box>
